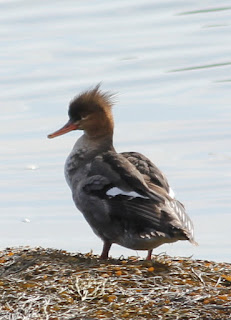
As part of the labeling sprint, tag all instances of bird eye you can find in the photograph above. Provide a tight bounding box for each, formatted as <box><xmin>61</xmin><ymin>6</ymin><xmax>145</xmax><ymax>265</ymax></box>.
<box><xmin>81</xmin><ymin>115</ymin><xmax>89</xmax><ymax>121</ymax></box>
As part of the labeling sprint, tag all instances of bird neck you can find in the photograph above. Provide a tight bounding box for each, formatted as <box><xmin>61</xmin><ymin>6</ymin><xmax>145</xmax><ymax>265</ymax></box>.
<box><xmin>83</xmin><ymin>109</ymin><xmax>114</xmax><ymax>140</ymax></box>
<box><xmin>73</xmin><ymin>132</ymin><xmax>114</xmax><ymax>157</ymax></box>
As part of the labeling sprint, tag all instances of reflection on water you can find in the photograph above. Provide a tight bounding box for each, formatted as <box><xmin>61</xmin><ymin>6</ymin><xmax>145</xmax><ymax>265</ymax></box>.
<box><xmin>0</xmin><ymin>0</ymin><xmax>231</xmax><ymax>262</ymax></box>
<box><xmin>178</xmin><ymin>7</ymin><xmax>231</xmax><ymax>15</ymax></box>
<box><xmin>169</xmin><ymin>62</ymin><xmax>231</xmax><ymax>73</ymax></box>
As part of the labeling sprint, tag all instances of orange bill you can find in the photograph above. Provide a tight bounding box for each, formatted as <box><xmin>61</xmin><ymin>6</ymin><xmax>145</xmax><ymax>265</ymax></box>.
<box><xmin>47</xmin><ymin>120</ymin><xmax>78</xmax><ymax>139</ymax></box>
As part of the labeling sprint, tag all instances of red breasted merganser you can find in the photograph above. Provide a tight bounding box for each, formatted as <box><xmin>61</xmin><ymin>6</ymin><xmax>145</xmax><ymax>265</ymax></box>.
<box><xmin>48</xmin><ymin>85</ymin><xmax>196</xmax><ymax>260</ymax></box>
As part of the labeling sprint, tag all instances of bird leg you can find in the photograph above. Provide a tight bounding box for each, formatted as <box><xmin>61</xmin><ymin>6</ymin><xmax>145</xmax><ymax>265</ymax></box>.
<box><xmin>146</xmin><ymin>249</ymin><xmax>153</xmax><ymax>260</ymax></box>
<box><xmin>99</xmin><ymin>241</ymin><xmax>112</xmax><ymax>259</ymax></box>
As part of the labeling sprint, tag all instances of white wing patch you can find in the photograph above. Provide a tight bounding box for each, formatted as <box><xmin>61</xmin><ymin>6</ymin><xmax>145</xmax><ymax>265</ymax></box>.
<box><xmin>168</xmin><ymin>187</ymin><xmax>175</xmax><ymax>199</ymax></box>
<box><xmin>106</xmin><ymin>187</ymin><xmax>149</xmax><ymax>199</ymax></box>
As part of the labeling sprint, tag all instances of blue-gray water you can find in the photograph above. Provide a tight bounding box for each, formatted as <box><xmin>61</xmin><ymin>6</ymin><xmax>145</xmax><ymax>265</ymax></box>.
<box><xmin>1</xmin><ymin>0</ymin><xmax>231</xmax><ymax>262</ymax></box>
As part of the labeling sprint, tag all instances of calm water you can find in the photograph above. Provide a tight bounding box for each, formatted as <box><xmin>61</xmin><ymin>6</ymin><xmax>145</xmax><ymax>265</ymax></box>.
<box><xmin>1</xmin><ymin>0</ymin><xmax>231</xmax><ymax>262</ymax></box>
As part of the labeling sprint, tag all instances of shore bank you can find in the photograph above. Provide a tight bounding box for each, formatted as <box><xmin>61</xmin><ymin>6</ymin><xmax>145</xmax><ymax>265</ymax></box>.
<box><xmin>0</xmin><ymin>247</ymin><xmax>230</xmax><ymax>319</ymax></box>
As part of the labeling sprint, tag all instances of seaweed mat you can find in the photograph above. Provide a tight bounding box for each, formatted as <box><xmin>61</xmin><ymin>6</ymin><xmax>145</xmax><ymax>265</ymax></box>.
<box><xmin>0</xmin><ymin>247</ymin><xmax>230</xmax><ymax>319</ymax></box>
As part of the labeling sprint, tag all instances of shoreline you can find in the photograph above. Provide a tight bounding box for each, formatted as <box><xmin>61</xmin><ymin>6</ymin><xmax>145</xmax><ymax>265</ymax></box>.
<box><xmin>0</xmin><ymin>246</ymin><xmax>230</xmax><ymax>319</ymax></box>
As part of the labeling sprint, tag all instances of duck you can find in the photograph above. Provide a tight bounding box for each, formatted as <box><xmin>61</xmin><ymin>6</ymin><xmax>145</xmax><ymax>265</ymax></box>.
<box><xmin>48</xmin><ymin>84</ymin><xmax>196</xmax><ymax>260</ymax></box>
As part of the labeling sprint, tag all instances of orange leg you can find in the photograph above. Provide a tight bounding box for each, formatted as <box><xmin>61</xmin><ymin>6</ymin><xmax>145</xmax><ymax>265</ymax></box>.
<box><xmin>99</xmin><ymin>241</ymin><xmax>112</xmax><ymax>259</ymax></box>
<box><xmin>146</xmin><ymin>249</ymin><xmax>153</xmax><ymax>260</ymax></box>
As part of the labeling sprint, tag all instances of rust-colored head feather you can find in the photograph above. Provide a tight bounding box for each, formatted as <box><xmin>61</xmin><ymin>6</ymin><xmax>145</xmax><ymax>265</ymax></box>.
<box><xmin>48</xmin><ymin>84</ymin><xmax>115</xmax><ymax>139</ymax></box>
<box><xmin>68</xmin><ymin>84</ymin><xmax>115</xmax><ymax>121</ymax></box>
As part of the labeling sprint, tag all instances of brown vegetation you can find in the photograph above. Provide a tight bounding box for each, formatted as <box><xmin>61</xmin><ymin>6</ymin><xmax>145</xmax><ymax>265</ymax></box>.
<box><xmin>0</xmin><ymin>247</ymin><xmax>230</xmax><ymax>319</ymax></box>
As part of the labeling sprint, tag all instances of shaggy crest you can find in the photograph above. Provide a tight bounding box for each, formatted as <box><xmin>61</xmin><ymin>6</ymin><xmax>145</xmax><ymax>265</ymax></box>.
<box><xmin>68</xmin><ymin>84</ymin><xmax>115</xmax><ymax>121</ymax></box>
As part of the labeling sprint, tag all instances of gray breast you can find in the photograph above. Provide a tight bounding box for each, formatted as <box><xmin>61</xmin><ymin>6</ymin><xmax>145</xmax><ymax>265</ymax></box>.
<box><xmin>64</xmin><ymin>149</ymin><xmax>86</xmax><ymax>188</ymax></box>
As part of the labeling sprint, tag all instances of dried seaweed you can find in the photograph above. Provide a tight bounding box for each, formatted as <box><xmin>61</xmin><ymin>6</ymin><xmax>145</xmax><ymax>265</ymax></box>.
<box><xmin>0</xmin><ymin>247</ymin><xmax>230</xmax><ymax>319</ymax></box>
